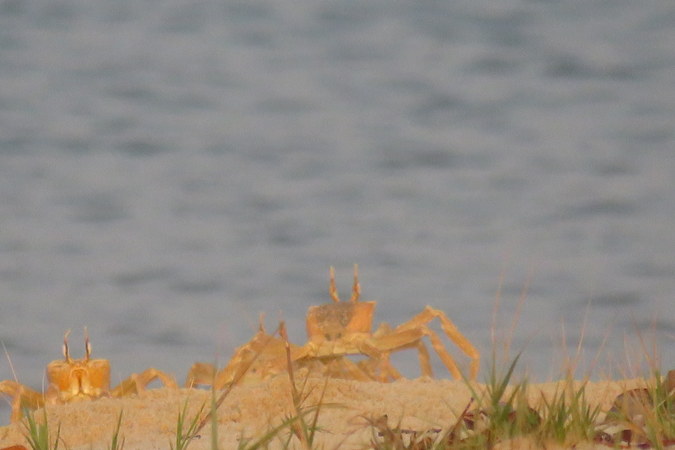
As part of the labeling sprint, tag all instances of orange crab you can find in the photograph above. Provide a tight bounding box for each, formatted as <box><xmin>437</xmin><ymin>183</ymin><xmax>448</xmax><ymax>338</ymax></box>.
<box><xmin>0</xmin><ymin>329</ymin><xmax>177</xmax><ymax>422</ymax></box>
<box><xmin>185</xmin><ymin>319</ymin><xmax>291</xmax><ymax>389</ymax></box>
<box><xmin>185</xmin><ymin>316</ymin><xmax>381</xmax><ymax>389</ymax></box>
<box><xmin>295</xmin><ymin>265</ymin><xmax>479</xmax><ymax>380</ymax></box>
<box><xmin>186</xmin><ymin>266</ymin><xmax>479</xmax><ymax>388</ymax></box>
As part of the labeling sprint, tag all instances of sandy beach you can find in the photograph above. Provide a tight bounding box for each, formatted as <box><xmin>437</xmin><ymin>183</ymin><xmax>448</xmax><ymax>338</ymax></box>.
<box><xmin>0</xmin><ymin>373</ymin><xmax>655</xmax><ymax>449</ymax></box>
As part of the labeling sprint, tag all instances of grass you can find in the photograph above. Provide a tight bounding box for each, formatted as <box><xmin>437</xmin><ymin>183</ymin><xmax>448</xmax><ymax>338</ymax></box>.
<box><xmin>600</xmin><ymin>369</ymin><xmax>675</xmax><ymax>449</ymax></box>
<box><xmin>362</xmin><ymin>367</ymin><xmax>674</xmax><ymax>450</ymax></box>
<box><xmin>21</xmin><ymin>408</ymin><xmax>61</xmax><ymax>450</ymax></box>
<box><xmin>157</xmin><ymin>320</ymin><xmax>339</xmax><ymax>450</ymax></box>
<box><xmin>533</xmin><ymin>377</ymin><xmax>601</xmax><ymax>445</ymax></box>
<box><xmin>451</xmin><ymin>352</ymin><xmax>534</xmax><ymax>447</ymax></box>
<box><xmin>277</xmin><ymin>322</ymin><xmax>323</xmax><ymax>449</ymax></box>
<box><xmin>171</xmin><ymin>399</ymin><xmax>204</xmax><ymax>450</ymax></box>
<box><xmin>214</xmin><ymin>321</ymin><xmax>339</xmax><ymax>450</ymax></box>
<box><xmin>107</xmin><ymin>410</ymin><xmax>125</xmax><ymax>450</ymax></box>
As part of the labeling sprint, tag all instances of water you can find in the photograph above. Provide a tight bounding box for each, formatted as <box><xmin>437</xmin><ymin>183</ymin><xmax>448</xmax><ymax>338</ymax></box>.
<box><xmin>1</xmin><ymin>0</ymin><xmax>674</xmax><ymax>420</ymax></box>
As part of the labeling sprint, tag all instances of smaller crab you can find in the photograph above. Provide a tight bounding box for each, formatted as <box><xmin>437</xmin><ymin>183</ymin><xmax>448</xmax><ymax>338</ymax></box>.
<box><xmin>0</xmin><ymin>329</ymin><xmax>177</xmax><ymax>422</ymax></box>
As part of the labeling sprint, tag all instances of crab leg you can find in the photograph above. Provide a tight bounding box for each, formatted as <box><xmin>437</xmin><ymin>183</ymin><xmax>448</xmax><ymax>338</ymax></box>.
<box><xmin>426</xmin><ymin>328</ymin><xmax>463</xmax><ymax>379</ymax></box>
<box><xmin>357</xmin><ymin>352</ymin><xmax>404</xmax><ymax>382</ymax></box>
<box><xmin>414</xmin><ymin>339</ymin><xmax>433</xmax><ymax>377</ymax></box>
<box><xmin>185</xmin><ymin>362</ymin><xmax>217</xmax><ymax>388</ymax></box>
<box><xmin>369</xmin><ymin>326</ymin><xmax>452</xmax><ymax>377</ymax></box>
<box><xmin>393</xmin><ymin>306</ymin><xmax>480</xmax><ymax>379</ymax></box>
<box><xmin>0</xmin><ymin>380</ymin><xmax>44</xmax><ymax>422</ymax></box>
<box><xmin>340</xmin><ymin>358</ymin><xmax>375</xmax><ymax>380</ymax></box>
<box><xmin>111</xmin><ymin>368</ymin><xmax>178</xmax><ymax>397</ymax></box>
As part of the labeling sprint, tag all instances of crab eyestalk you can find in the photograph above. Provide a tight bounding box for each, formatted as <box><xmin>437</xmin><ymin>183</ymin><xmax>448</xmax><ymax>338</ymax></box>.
<box><xmin>329</xmin><ymin>266</ymin><xmax>340</xmax><ymax>303</ymax></box>
<box><xmin>350</xmin><ymin>263</ymin><xmax>361</xmax><ymax>302</ymax></box>
<box><xmin>63</xmin><ymin>329</ymin><xmax>72</xmax><ymax>363</ymax></box>
<box><xmin>329</xmin><ymin>264</ymin><xmax>361</xmax><ymax>303</ymax></box>
<box><xmin>84</xmin><ymin>326</ymin><xmax>92</xmax><ymax>361</ymax></box>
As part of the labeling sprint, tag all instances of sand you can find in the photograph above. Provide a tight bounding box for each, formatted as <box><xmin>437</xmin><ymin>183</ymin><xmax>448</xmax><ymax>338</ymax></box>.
<box><xmin>0</xmin><ymin>373</ymin><xmax>652</xmax><ymax>449</ymax></box>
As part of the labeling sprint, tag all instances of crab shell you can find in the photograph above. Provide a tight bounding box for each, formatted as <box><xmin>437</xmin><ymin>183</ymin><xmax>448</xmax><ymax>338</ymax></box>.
<box><xmin>46</xmin><ymin>356</ymin><xmax>111</xmax><ymax>403</ymax></box>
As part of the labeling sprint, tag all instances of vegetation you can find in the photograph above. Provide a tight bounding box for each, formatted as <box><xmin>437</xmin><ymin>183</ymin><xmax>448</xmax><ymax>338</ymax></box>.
<box><xmin>107</xmin><ymin>410</ymin><xmax>125</xmax><ymax>450</ymax></box>
<box><xmin>21</xmin><ymin>408</ymin><xmax>61</xmax><ymax>450</ymax></box>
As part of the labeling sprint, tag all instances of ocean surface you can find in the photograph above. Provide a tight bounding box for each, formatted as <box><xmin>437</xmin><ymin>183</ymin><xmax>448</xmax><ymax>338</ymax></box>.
<box><xmin>1</xmin><ymin>0</ymin><xmax>674</xmax><ymax>420</ymax></box>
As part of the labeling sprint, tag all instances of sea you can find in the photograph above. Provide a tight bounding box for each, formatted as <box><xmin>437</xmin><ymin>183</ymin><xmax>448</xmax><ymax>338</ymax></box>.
<box><xmin>1</xmin><ymin>0</ymin><xmax>674</xmax><ymax>421</ymax></box>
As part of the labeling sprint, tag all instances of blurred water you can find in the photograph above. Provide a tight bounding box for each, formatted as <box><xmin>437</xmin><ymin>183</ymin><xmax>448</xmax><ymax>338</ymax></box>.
<box><xmin>1</xmin><ymin>0</ymin><xmax>674</xmax><ymax>421</ymax></box>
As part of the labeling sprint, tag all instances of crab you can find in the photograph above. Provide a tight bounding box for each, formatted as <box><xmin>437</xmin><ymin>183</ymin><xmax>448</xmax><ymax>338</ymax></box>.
<box><xmin>0</xmin><ymin>329</ymin><xmax>178</xmax><ymax>422</ymax></box>
<box><xmin>295</xmin><ymin>265</ymin><xmax>480</xmax><ymax>380</ymax></box>
<box><xmin>185</xmin><ymin>316</ymin><xmax>381</xmax><ymax>389</ymax></box>
<box><xmin>186</xmin><ymin>266</ymin><xmax>479</xmax><ymax>388</ymax></box>
<box><xmin>185</xmin><ymin>319</ymin><xmax>292</xmax><ymax>389</ymax></box>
